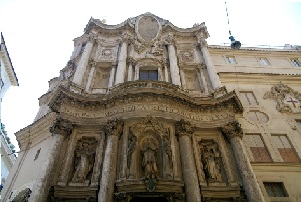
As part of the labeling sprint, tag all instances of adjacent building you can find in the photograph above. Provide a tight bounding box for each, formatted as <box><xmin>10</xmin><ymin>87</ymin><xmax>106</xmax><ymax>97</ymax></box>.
<box><xmin>0</xmin><ymin>32</ymin><xmax>18</xmax><ymax>199</ymax></box>
<box><xmin>2</xmin><ymin>13</ymin><xmax>301</xmax><ymax>202</ymax></box>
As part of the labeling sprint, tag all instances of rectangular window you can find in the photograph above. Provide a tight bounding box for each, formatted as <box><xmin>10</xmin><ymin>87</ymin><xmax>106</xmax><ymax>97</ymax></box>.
<box><xmin>226</xmin><ymin>56</ymin><xmax>236</xmax><ymax>64</ymax></box>
<box><xmin>244</xmin><ymin>134</ymin><xmax>272</xmax><ymax>162</ymax></box>
<box><xmin>271</xmin><ymin>135</ymin><xmax>300</xmax><ymax>162</ymax></box>
<box><xmin>264</xmin><ymin>182</ymin><xmax>288</xmax><ymax>197</ymax></box>
<box><xmin>259</xmin><ymin>57</ymin><xmax>270</xmax><ymax>66</ymax></box>
<box><xmin>291</xmin><ymin>58</ymin><xmax>301</xmax><ymax>67</ymax></box>
<box><xmin>139</xmin><ymin>70</ymin><xmax>158</xmax><ymax>80</ymax></box>
<box><xmin>240</xmin><ymin>91</ymin><xmax>258</xmax><ymax>105</ymax></box>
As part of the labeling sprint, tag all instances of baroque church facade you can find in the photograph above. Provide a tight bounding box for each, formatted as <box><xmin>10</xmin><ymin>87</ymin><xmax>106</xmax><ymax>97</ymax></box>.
<box><xmin>2</xmin><ymin>13</ymin><xmax>301</xmax><ymax>202</ymax></box>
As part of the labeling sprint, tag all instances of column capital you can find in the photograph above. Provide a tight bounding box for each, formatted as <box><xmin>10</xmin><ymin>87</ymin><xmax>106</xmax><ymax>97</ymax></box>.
<box><xmin>104</xmin><ymin>119</ymin><xmax>124</xmax><ymax>137</ymax></box>
<box><xmin>221</xmin><ymin>120</ymin><xmax>243</xmax><ymax>140</ymax></box>
<box><xmin>163</xmin><ymin>33</ymin><xmax>175</xmax><ymax>46</ymax></box>
<box><xmin>49</xmin><ymin>117</ymin><xmax>73</xmax><ymax>138</ymax></box>
<box><xmin>121</xmin><ymin>32</ymin><xmax>132</xmax><ymax>44</ymax></box>
<box><xmin>175</xmin><ymin>119</ymin><xmax>195</xmax><ymax>139</ymax></box>
<box><xmin>127</xmin><ymin>57</ymin><xmax>136</xmax><ymax>66</ymax></box>
<box><xmin>89</xmin><ymin>59</ymin><xmax>97</xmax><ymax>67</ymax></box>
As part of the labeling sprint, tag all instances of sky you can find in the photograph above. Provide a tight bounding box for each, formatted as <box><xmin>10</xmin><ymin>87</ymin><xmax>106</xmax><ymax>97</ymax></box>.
<box><xmin>0</xmin><ymin>0</ymin><xmax>300</xmax><ymax>150</ymax></box>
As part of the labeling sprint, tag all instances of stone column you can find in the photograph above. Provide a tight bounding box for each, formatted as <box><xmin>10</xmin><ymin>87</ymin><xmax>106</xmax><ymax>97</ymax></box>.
<box><xmin>127</xmin><ymin>57</ymin><xmax>134</xmax><ymax>82</ymax></box>
<box><xmin>175</xmin><ymin>120</ymin><xmax>201</xmax><ymax>202</ymax></box>
<box><xmin>179</xmin><ymin>63</ymin><xmax>187</xmax><ymax>89</ymax></box>
<box><xmin>85</xmin><ymin>60</ymin><xmax>96</xmax><ymax>92</ymax></box>
<box><xmin>165</xmin><ymin>35</ymin><xmax>181</xmax><ymax>86</ymax></box>
<box><xmin>134</xmin><ymin>65</ymin><xmax>139</xmax><ymax>81</ymax></box>
<box><xmin>72</xmin><ymin>35</ymin><xmax>95</xmax><ymax>86</ymax></box>
<box><xmin>197</xmin><ymin>34</ymin><xmax>222</xmax><ymax>90</ymax></box>
<box><xmin>28</xmin><ymin>117</ymin><xmax>72</xmax><ymax>202</ymax></box>
<box><xmin>90</xmin><ymin>131</ymin><xmax>106</xmax><ymax>186</ymax></box>
<box><xmin>98</xmin><ymin>119</ymin><xmax>124</xmax><ymax>202</ymax></box>
<box><xmin>108</xmin><ymin>62</ymin><xmax>117</xmax><ymax>88</ymax></box>
<box><xmin>163</xmin><ymin>59</ymin><xmax>170</xmax><ymax>82</ymax></box>
<box><xmin>222</xmin><ymin>121</ymin><xmax>265</xmax><ymax>202</ymax></box>
<box><xmin>198</xmin><ymin>64</ymin><xmax>209</xmax><ymax>94</ymax></box>
<box><xmin>115</xmin><ymin>33</ymin><xmax>130</xmax><ymax>85</ymax></box>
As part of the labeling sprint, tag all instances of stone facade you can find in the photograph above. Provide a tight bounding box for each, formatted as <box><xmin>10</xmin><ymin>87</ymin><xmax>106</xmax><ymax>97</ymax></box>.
<box><xmin>2</xmin><ymin>13</ymin><xmax>301</xmax><ymax>202</ymax></box>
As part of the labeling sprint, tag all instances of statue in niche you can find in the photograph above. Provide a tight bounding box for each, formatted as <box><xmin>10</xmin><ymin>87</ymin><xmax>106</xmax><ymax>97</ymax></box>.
<box><xmin>200</xmin><ymin>141</ymin><xmax>222</xmax><ymax>183</ymax></box>
<box><xmin>71</xmin><ymin>138</ymin><xmax>97</xmax><ymax>183</ymax></box>
<box><xmin>127</xmin><ymin>129</ymin><xmax>137</xmax><ymax>168</ymax></box>
<box><xmin>141</xmin><ymin>137</ymin><xmax>158</xmax><ymax>192</ymax></box>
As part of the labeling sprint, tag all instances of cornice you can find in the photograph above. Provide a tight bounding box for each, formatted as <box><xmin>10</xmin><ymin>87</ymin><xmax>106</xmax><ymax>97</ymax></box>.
<box><xmin>83</xmin><ymin>13</ymin><xmax>209</xmax><ymax>39</ymax></box>
<box><xmin>0</xmin><ymin>33</ymin><xmax>19</xmax><ymax>86</ymax></box>
<box><xmin>219</xmin><ymin>72</ymin><xmax>301</xmax><ymax>85</ymax></box>
<box><xmin>208</xmin><ymin>45</ymin><xmax>301</xmax><ymax>56</ymax></box>
<box><xmin>49</xmin><ymin>82</ymin><xmax>243</xmax><ymax>116</ymax></box>
<box><xmin>15</xmin><ymin>112</ymin><xmax>57</xmax><ymax>149</ymax></box>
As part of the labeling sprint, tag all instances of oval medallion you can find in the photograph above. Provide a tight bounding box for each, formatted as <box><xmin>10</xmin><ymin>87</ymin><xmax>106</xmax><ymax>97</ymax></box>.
<box><xmin>137</xmin><ymin>16</ymin><xmax>160</xmax><ymax>42</ymax></box>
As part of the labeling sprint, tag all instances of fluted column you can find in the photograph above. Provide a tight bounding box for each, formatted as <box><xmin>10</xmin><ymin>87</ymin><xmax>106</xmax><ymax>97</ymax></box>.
<box><xmin>165</xmin><ymin>35</ymin><xmax>181</xmax><ymax>86</ymax></box>
<box><xmin>175</xmin><ymin>120</ymin><xmax>201</xmax><ymax>202</ymax></box>
<box><xmin>197</xmin><ymin>34</ymin><xmax>222</xmax><ymax>89</ymax></box>
<box><xmin>115</xmin><ymin>33</ymin><xmax>131</xmax><ymax>85</ymax></box>
<box><xmin>222</xmin><ymin>121</ymin><xmax>265</xmax><ymax>202</ymax></box>
<box><xmin>179</xmin><ymin>63</ymin><xmax>187</xmax><ymax>89</ymax></box>
<box><xmin>28</xmin><ymin>117</ymin><xmax>72</xmax><ymax>202</ymax></box>
<box><xmin>72</xmin><ymin>35</ymin><xmax>95</xmax><ymax>86</ymax></box>
<box><xmin>98</xmin><ymin>119</ymin><xmax>124</xmax><ymax>202</ymax></box>
<box><xmin>108</xmin><ymin>62</ymin><xmax>117</xmax><ymax>88</ymax></box>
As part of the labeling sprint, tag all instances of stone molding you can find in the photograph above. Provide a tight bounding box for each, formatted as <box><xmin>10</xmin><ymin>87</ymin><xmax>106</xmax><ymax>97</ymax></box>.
<box><xmin>175</xmin><ymin>119</ymin><xmax>195</xmax><ymax>139</ymax></box>
<box><xmin>104</xmin><ymin>119</ymin><xmax>124</xmax><ymax>137</ymax></box>
<box><xmin>49</xmin><ymin>117</ymin><xmax>73</xmax><ymax>138</ymax></box>
<box><xmin>221</xmin><ymin>121</ymin><xmax>243</xmax><ymax>140</ymax></box>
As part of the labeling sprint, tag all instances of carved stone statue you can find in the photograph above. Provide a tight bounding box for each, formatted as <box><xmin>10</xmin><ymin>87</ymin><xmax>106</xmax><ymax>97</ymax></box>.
<box><xmin>142</xmin><ymin>147</ymin><xmax>158</xmax><ymax>179</ymax></box>
<box><xmin>200</xmin><ymin>141</ymin><xmax>222</xmax><ymax>183</ymax></box>
<box><xmin>127</xmin><ymin>129</ymin><xmax>137</xmax><ymax>168</ymax></box>
<box><xmin>71</xmin><ymin>138</ymin><xmax>97</xmax><ymax>184</ymax></box>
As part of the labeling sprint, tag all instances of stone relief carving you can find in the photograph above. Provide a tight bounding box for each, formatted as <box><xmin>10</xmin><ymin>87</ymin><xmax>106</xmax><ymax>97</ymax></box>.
<box><xmin>264</xmin><ymin>82</ymin><xmax>301</xmax><ymax>113</ymax></box>
<box><xmin>199</xmin><ymin>141</ymin><xmax>222</xmax><ymax>184</ymax></box>
<box><xmin>49</xmin><ymin>117</ymin><xmax>73</xmax><ymax>138</ymax></box>
<box><xmin>20</xmin><ymin>188</ymin><xmax>32</xmax><ymax>202</ymax></box>
<box><xmin>70</xmin><ymin>138</ymin><xmax>98</xmax><ymax>184</ymax></box>
<box><xmin>102</xmin><ymin>49</ymin><xmax>113</xmax><ymax>57</ymax></box>
<box><xmin>150</xmin><ymin>38</ymin><xmax>164</xmax><ymax>56</ymax></box>
<box><xmin>180</xmin><ymin>51</ymin><xmax>194</xmax><ymax>62</ymax></box>
<box><xmin>132</xmin><ymin>37</ymin><xmax>146</xmax><ymax>53</ymax></box>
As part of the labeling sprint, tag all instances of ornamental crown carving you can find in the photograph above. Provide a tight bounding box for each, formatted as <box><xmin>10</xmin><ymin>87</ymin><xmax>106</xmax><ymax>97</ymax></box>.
<box><xmin>221</xmin><ymin>120</ymin><xmax>243</xmax><ymax>139</ymax></box>
<box><xmin>175</xmin><ymin>119</ymin><xmax>195</xmax><ymax>138</ymax></box>
<box><xmin>104</xmin><ymin>119</ymin><xmax>124</xmax><ymax>137</ymax></box>
<box><xmin>264</xmin><ymin>82</ymin><xmax>301</xmax><ymax>113</ymax></box>
<box><xmin>49</xmin><ymin>117</ymin><xmax>73</xmax><ymax>137</ymax></box>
